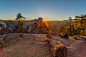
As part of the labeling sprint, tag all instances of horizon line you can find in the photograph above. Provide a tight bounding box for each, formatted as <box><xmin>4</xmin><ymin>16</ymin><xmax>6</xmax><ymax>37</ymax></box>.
<box><xmin>0</xmin><ymin>18</ymin><xmax>69</xmax><ymax>21</ymax></box>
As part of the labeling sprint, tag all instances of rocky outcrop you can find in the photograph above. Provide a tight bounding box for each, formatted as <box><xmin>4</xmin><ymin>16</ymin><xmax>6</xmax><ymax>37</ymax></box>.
<box><xmin>28</xmin><ymin>18</ymin><xmax>49</xmax><ymax>34</ymax></box>
<box><xmin>0</xmin><ymin>20</ymin><xmax>12</xmax><ymax>35</ymax></box>
<box><xmin>0</xmin><ymin>21</ymin><xmax>7</xmax><ymax>29</ymax></box>
<box><xmin>0</xmin><ymin>21</ymin><xmax>7</xmax><ymax>30</ymax></box>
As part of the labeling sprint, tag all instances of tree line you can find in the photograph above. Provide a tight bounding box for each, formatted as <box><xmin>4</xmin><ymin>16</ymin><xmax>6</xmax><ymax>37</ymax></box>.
<box><xmin>58</xmin><ymin>15</ymin><xmax>86</xmax><ymax>36</ymax></box>
<box><xmin>13</xmin><ymin>13</ymin><xmax>86</xmax><ymax>36</ymax></box>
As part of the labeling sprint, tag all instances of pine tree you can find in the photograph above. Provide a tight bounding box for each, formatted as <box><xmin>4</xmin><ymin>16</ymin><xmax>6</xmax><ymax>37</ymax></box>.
<box><xmin>14</xmin><ymin>13</ymin><xmax>25</xmax><ymax>37</ymax></box>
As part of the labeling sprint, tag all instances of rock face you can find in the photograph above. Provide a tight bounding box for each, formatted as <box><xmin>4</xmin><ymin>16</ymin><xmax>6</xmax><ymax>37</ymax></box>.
<box><xmin>0</xmin><ymin>21</ymin><xmax>12</xmax><ymax>35</ymax></box>
<box><xmin>0</xmin><ymin>21</ymin><xmax>7</xmax><ymax>29</ymax></box>
<box><xmin>28</xmin><ymin>18</ymin><xmax>49</xmax><ymax>34</ymax></box>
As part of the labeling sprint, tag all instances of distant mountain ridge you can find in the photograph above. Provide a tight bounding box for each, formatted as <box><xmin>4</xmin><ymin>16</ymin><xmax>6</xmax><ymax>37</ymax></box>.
<box><xmin>0</xmin><ymin>19</ymin><xmax>69</xmax><ymax>35</ymax></box>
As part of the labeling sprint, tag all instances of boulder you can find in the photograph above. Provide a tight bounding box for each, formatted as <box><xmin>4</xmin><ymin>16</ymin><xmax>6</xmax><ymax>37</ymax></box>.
<box><xmin>73</xmin><ymin>35</ymin><xmax>86</xmax><ymax>41</ymax></box>
<box><xmin>60</xmin><ymin>33</ymin><xmax>69</xmax><ymax>39</ymax></box>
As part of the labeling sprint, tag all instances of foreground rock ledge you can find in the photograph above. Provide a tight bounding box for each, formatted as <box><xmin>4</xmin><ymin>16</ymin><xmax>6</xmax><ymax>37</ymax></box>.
<box><xmin>46</xmin><ymin>34</ymin><xmax>67</xmax><ymax>57</ymax></box>
<box><xmin>0</xmin><ymin>38</ymin><xmax>4</xmax><ymax>48</ymax></box>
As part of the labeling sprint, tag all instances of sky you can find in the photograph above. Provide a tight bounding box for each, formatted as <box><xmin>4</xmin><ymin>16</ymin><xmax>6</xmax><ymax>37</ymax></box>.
<box><xmin>0</xmin><ymin>0</ymin><xmax>86</xmax><ymax>20</ymax></box>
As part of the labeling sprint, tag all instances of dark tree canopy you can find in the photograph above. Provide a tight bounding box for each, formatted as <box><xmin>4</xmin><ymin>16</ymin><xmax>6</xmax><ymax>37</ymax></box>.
<box><xmin>16</xmin><ymin>13</ymin><xmax>25</xmax><ymax>20</ymax></box>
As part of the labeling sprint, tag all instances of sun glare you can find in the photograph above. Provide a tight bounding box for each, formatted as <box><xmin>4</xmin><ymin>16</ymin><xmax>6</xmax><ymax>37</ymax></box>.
<box><xmin>43</xmin><ymin>18</ymin><xmax>47</xmax><ymax>21</ymax></box>
<box><xmin>43</xmin><ymin>19</ymin><xmax>46</xmax><ymax>21</ymax></box>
